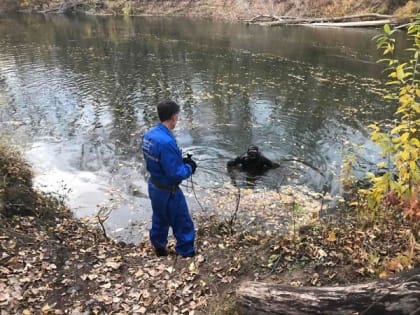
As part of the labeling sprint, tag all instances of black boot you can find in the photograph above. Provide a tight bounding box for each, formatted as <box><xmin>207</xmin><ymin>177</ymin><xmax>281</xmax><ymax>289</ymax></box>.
<box><xmin>155</xmin><ymin>247</ymin><xmax>168</xmax><ymax>257</ymax></box>
<box><xmin>180</xmin><ymin>251</ymin><xmax>195</xmax><ymax>258</ymax></box>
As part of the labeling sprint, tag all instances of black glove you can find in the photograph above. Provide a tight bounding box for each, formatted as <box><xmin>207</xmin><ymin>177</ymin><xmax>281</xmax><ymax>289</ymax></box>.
<box><xmin>227</xmin><ymin>157</ymin><xmax>240</xmax><ymax>167</ymax></box>
<box><xmin>183</xmin><ymin>155</ymin><xmax>197</xmax><ymax>174</ymax></box>
<box><xmin>227</xmin><ymin>160</ymin><xmax>236</xmax><ymax>167</ymax></box>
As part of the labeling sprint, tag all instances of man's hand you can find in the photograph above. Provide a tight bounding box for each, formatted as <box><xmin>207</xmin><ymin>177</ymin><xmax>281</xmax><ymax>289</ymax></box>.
<box><xmin>183</xmin><ymin>155</ymin><xmax>197</xmax><ymax>174</ymax></box>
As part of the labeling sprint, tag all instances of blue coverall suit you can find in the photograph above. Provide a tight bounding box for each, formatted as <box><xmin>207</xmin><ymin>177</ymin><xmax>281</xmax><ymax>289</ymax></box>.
<box><xmin>142</xmin><ymin>123</ymin><xmax>195</xmax><ymax>257</ymax></box>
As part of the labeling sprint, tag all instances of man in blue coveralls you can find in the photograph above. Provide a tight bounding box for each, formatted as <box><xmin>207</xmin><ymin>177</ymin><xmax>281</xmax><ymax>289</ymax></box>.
<box><xmin>142</xmin><ymin>100</ymin><xmax>197</xmax><ymax>257</ymax></box>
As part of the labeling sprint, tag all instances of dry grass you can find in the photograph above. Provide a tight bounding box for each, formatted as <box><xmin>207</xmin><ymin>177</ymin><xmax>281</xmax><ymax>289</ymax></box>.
<box><xmin>395</xmin><ymin>1</ymin><xmax>420</xmax><ymax>17</ymax></box>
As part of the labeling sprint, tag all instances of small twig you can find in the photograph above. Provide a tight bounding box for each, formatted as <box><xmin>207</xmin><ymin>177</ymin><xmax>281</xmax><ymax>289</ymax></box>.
<box><xmin>319</xmin><ymin>189</ymin><xmax>327</xmax><ymax>216</ymax></box>
<box><xmin>97</xmin><ymin>217</ymin><xmax>108</xmax><ymax>240</ymax></box>
<box><xmin>228</xmin><ymin>187</ymin><xmax>241</xmax><ymax>234</ymax></box>
<box><xmin>292</xmin><ymin>198</ymin><xmax>296</xmax><ymax>245</ymax></box>
<box><xmin>96</xmin><ymin>206</ymin><xmax>112</xmax><ymax>240</ymax></box>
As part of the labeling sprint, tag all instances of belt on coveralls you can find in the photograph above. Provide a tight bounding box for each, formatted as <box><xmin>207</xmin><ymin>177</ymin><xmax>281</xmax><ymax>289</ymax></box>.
<box><xmin>150</xmin><ymin>177</ymin><xmax>179</xmax><ymax>193</ymax></box>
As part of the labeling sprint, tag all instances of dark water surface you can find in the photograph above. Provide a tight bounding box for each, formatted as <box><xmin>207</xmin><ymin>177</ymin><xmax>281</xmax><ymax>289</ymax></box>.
<box><xmin>0</xmin><ymin>13</ymin><xmax>404</xmax><ymax>241</ymax></box>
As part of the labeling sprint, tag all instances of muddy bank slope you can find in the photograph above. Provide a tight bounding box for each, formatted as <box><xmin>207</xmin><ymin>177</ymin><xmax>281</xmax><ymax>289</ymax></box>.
<box><xmin>2</xmin><ymin>0</ymin><xmax>419</xmax><ymax>20</ymax></box>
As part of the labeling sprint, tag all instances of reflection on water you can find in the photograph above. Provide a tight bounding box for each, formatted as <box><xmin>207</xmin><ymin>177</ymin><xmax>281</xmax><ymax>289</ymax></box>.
<box><xmin>0</xmin><ymin>13</ymin><xmax>403</xmax><ymax>241</ymax></box>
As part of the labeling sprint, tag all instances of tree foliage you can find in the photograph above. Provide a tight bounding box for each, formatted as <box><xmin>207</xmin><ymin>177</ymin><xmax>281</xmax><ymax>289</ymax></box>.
<box><xmin>362</xmin><ymin>15</ymin><xmax>420</xmax><ymax>223</ymax></box>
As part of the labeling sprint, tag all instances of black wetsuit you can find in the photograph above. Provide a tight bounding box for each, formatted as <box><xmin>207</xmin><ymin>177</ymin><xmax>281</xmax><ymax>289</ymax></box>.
<box><xmin>227</xmin><ymin>153</ymin><xmax>273</xmax><ymax>172</ymax></box>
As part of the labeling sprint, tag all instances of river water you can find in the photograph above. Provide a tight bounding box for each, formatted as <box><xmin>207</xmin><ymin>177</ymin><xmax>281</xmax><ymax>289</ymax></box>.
<box><xmin>0</xmin><ymin>13</ymin><xmax>405</xmax><ymax>241</ymax></box>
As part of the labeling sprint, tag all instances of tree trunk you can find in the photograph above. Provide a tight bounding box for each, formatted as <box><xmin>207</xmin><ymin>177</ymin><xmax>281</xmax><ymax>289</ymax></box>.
<box><xmin>236</xmin><ymin>268</ymin><xmax>420</xmax><ymax>315</ymax></box>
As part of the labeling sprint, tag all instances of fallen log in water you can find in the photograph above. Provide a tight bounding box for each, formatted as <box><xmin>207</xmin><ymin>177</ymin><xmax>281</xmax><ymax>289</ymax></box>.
<box><xmin>247</xmin><ymin>13</ymin><xmax>407</xmax><ymax>28</ymax></box>
<box><xmin>303</xmin><ymin>19</ymin><xmax>397</xmax><ymax>28</ymax></box>
<box><xmin>316</xmin><ymin>13</ymin><xmax>394</xmax><ymax>22</ymax></box>
<box><xmin>246</xmin><ymin>13</ymin><xmax>394</xmax><ymax>24</ymax></box>
<box><xmin>244</xmin><ymin>14</ymin><xmax>298</xmax><ymax>23</ymax></box>
<box><xmin>236</xmin><ymin>267</ymin><xmax>420</xmax><ymax>315</ymax></box>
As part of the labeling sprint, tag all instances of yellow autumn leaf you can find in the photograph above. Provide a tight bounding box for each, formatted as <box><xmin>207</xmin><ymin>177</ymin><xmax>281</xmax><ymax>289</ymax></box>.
<box><xmin>396</xmin><ymin>64</ymin><xmax>405</xmax><ymax>81</ymax></box>
<box><xmin>385</xmin><ymin>259</ymin><xmax>403</xmax><ymax>272</ymax></box>
<box><xmin>105</xmin><ymin>261</ymin><xmax>122</xmax><ymax>270</ymax></box>
<box><xmin>399</xmin><ymin>150</ymin><xmax>410</xmax><ymax>161</ymax></box>
<box><xmin>368</xmin><ymin>124</ymin><xmax>380</xmax><ymax>132</ymax></box>
<box><xmin>41</xmin><ymin>304</ymin><xmax>52</xmax><ymax>314</ymax></box>
<box><xmin>327</xmin><ymin>231</ymin><xmax>336</xmax><ymax>242</ymax></box>
<box><xmin>135</xmin><ymin>268</ymin><xmax>144</xmax><ymax>278</ymax></box>
<box><xmin>391</xmin><ymin>124</ymin><xmax>406</xmax><ymax>134</ymax></box>
<box><xmin>107</xmin><ymin>255</ymin><xmax>122</xmax><ymax>262</ymax></box>
<box><xmin>379</xmin><ymin>270</ymin><xmax>391</xmax><ymax>279</ymax></box>
<box><xmin>410</xmin><ymin>138</ymin><xmax>420</xmax><ymax>147</ymax></box>
<box><xmin>377</xmin><ymin>162</ymin><xmax>387</xmax><ymax>168</ymax></box>
<box><xmin>189</xmin><ymin>261</ymin><xmax>196</xmax><ymax>272</ymax></box>
<box><xmin>400</xmin><ymin>132</ymin><xmax>410</xmax><ymax>142</ymax></box>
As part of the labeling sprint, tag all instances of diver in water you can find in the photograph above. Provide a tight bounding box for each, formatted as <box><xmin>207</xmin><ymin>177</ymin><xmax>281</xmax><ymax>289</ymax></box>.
<box><xmin>227</xmin><ymin>145</ymin><xmax>275</xmax><ymax>173</ymax></box>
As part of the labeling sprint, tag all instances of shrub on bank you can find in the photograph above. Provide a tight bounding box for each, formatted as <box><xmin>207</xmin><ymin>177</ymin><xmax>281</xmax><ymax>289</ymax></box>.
<box><xmin>0</xmin><ymin>145</ymin><xmax>35</xmax><ymax>217</ymax></box>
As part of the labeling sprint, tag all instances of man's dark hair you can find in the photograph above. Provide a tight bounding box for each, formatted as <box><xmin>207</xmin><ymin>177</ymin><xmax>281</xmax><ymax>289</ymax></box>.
<box><xmin>157</xmin><ymin>100</ymin><xmax>180</xmax><ymax>122</ymax></box>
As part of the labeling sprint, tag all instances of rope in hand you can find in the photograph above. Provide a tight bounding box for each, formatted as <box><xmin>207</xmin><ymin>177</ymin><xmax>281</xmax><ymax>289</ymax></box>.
<box><xmin>187</xmin><ymin>174</ymin><xmax>206</xmax><ymax>213</ymax></box>
<box><xmin>184</xmin><ymin>171</ymin><xmax>206</xmax><ymax>259</ymax></box>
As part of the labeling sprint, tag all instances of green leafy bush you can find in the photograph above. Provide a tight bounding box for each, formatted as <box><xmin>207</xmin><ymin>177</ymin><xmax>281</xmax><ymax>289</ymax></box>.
<box><xmin>361</xmin><ymin>15</ymin><xmax>419</xmax><ymax>222</ymax></box>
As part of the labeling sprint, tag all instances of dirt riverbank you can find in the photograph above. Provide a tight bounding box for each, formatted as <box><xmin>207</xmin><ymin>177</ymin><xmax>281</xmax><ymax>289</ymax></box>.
<box><xmin>1</xmin><ymin>0</ymin><xmax>418</xmax><ymax>21</ymax></box>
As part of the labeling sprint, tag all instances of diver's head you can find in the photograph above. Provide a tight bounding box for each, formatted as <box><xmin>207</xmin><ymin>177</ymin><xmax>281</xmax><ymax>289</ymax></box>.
<box><xmin>247</xmin><ymin>145</ymin><xmax>259</xmax><ymax>159</ymax></box>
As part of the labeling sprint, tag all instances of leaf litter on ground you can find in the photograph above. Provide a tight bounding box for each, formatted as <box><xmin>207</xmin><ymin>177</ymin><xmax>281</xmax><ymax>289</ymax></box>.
<box><xmin>1</xmin><ymin>184</ymin><xmax>419</xmax><ymax>314</ymax></box>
